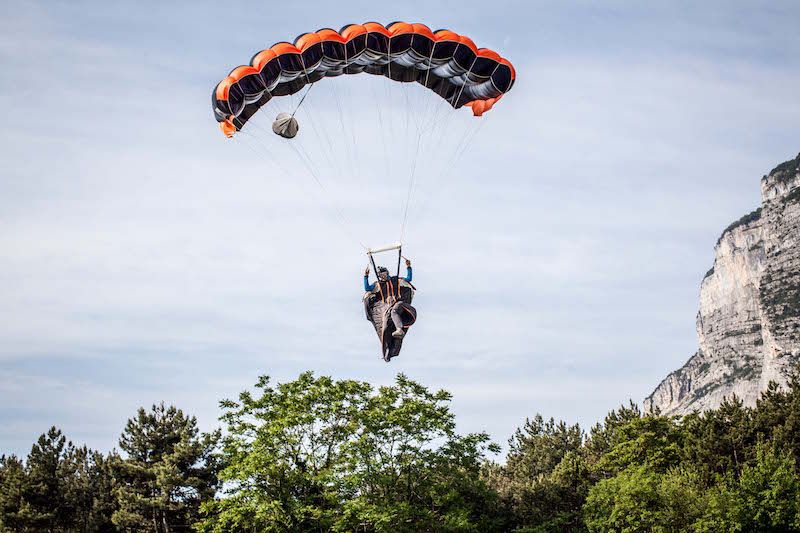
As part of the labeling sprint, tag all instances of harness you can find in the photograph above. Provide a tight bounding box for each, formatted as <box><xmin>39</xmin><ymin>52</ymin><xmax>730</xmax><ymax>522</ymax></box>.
<box><xmin>376</xmin><ymin>277</ymin><xmax>400</xmax><ymax>304</ymax></box>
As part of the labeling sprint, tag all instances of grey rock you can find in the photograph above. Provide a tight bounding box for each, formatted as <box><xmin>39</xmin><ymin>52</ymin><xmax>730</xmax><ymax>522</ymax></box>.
<box><xmin>645</xmin><ymin>153</ymin><xmax>800</xmax><ymax>416</ymax></box>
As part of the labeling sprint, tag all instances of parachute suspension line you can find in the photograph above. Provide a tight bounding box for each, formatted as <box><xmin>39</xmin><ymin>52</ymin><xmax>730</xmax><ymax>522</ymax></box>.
<box><xmin>399</xmin><ymin>113</ymin><xmax>424</xmax><ymax>243</ymax></box>
<box><xmin>400</xmin><ymin>83</ymin><xmax>413</xmax><ymax>219</ymax></box>
<box><xmin>420</xmin><ymin>41</ymin><xmax>439</xmax><ymax>127</ymax></box>
<box><xmin>450</xmin><ymin>57</ymin><xmax>478</xmax><ymax>110</ymax></box>
<box><xmin>398</xmin><ymin>81</ymin><xmax>452</xmax><ymax>242</ymax></box>
<box><xmin>342</xmin><ymin>80</ymin><xmax>371</xmax><ymax>192</ymax></box>
<box><xmin>382</xmin><ymin>76</ymin><xmax>399</xmax><ymax>200</ymax></box>
<box><xmin>286</xmin><ymin>138</ymin><xmax>323</xmax><ymax>190</ymax></box>
<box><xmin>233</xmin><ymin>105</ymin><xmax>367</xmax><ymax>250</ymax></box>
<box><xmin>335</xmin><ymin>44</ymin><xmax>364</xmax><ymax>193</ymax></box>
<box><xmin>397</xmin><ymin>83</ymin><xmax>417</xmax><ymax>243</ymax></box>
<box><xmin>454</xmin><ymin>115</ymin><xmax>486</xmax><ymax>160</ymax></box>
<box><xmin>293</xmin><ymin>54</ymin><xmax>316</xmax><ymax>117</ymax></box>
<box><xmin>397</xmin><ymin>41</ymin><xmax>453</xmax><ymax>243</ymax></box>
<box><xmin>370</xmin><ymin>78</ymin><xmax>390</xmax><ymax>190</ymax></box>
<box><xmin>329</xmin><ymin>81</ymin><xmax>362</xmax><ymax>191</ymax></box>
<box><xmin>234</xmin><ymin>127</ymin><xmax>295</xmax><ymax>179</ymax></box>
<box><xmin>291</xmin><ymin>83</ymin><xmax>313</xmax><ymax>117</ymax></box>
<box><xmin>411</xmin><ymin>115</ymin><xmax>487</xmax><ymax>229</ymax></box>
<box><xmin>285</xmin><ymin>139</ymin><xmax>367</xmax><ymax>249</ymax></box>
<box><xmin>297</xmin><ymin>91</ymin><xmax>342</xmax><ymax>185</ymax></box>
<box><xmin>300</xmin><ymin>87</ymin><xmax>331</xmax><ymax>165</ymax></box>
<box><xmin>230</xmin><ymin>132</ymin><xmax>366</xmax><ymax>249</ymax></box>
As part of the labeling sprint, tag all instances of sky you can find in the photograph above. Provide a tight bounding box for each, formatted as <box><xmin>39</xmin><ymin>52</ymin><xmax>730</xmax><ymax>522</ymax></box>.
<box><xmin>1</xmin><ymin>1</ymin><xmax>799</xmax><ymax>458</ymax></box>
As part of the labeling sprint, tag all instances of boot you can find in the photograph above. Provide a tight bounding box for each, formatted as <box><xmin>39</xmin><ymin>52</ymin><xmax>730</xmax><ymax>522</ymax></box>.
<box><xmin>392</xmin><ymin>328</ymin><xmax>405</xmax><ymax>339</ymax></box>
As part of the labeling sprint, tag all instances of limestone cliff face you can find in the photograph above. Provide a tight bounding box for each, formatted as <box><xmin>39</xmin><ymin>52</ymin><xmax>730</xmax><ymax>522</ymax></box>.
<box><xmin>645</xmin><ymin>153</ymin><xmax>800</xmax><ymax>416</ymax></box>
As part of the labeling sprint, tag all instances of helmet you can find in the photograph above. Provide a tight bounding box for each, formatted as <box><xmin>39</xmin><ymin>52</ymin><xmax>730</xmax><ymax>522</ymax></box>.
<box><xmin>376</xmin><ymin>266</ymin><xmax>390</xmax><ymax>280</ymax></box>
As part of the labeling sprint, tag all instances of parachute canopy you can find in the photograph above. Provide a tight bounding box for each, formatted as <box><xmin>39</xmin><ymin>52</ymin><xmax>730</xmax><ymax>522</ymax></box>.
<box><xmin>213</xmin><ymin>21</ymin><xmax>516</xmax><ymax>137</ymax></box>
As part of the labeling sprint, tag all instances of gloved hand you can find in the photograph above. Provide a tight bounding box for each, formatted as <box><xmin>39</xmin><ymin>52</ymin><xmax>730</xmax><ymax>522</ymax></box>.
<box><xmin>364</xmin><ymin>267</ymin><xmax>370</xmax><ymax>276</ymax></box>
<box><xmin>405</xmin><ymin>259</ymin><xmax>412</xmax><ymax>267</ymax></box>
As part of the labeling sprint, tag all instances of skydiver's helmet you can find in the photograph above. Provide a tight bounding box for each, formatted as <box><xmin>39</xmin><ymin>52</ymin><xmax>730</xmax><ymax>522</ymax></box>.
<box><xmin>377</xmin><ymin>266</ymin><xmax>389</xmax><ymax>281</ymax></box>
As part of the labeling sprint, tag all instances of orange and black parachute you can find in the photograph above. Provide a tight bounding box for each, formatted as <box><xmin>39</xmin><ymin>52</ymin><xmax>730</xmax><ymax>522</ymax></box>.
<box><xmin>212</xmin><ymin>22</ymin><xmax>516</xmax><ymax>137</ymax></box>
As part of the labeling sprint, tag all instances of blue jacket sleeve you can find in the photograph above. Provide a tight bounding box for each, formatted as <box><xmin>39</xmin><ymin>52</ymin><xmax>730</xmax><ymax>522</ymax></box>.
<box><xmin>404</xmin><ymin>267</ymin><xmax>412</xmax><ymax>282</ymax></box>
<box><xmin>364</xmin><ymin>276</ymin><xmax>375</xmax><ymax>291</ymax></box>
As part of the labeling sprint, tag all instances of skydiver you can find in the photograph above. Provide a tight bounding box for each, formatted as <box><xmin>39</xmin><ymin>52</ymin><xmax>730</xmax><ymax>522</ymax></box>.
<box><xmin>364</xmin><ymin>259</ymin><xmax>413</xmax><ymax>338</ymax></box>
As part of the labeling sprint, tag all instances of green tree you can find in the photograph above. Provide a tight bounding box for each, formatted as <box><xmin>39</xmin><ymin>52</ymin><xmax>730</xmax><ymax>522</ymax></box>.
<box><xmin>1</xmin><ymin>431</ymin><xmax>120</xmax><ymax>533</ymax></box>
<box><xmin>506</xmin><ymin>415</ymin><xmax>583</xmax><ymax>481</ymax></box>
<box><xmin>681</xmin><ymin>395</ymin><xmax>754</xmax><ymax>483</ymax></box>
<box><xmin>485</xmin><ymin>415</ymin><xmax>586</xmax><ymax>532</ymax></box>
<box><xmin>754</xmin><ymin>373</ymin><xmax>800</xmax><ymax>467</ymax></box>
<box><xmin>583</xmin><ymin>401</ymin><xmax>642</xmax><ymax>467</ymax></box>
<box><xmin>596</xmin><ymin>415</ymin><xmax>682</xmax><ymax>476</ymax></box>
<box><xmin>113</xmin><ymin>403</ymin><xmax>219</xmax><ymax>532</ymax></box>
<box><xmin>734</xmin><ymin>443</ymin><xmax>799</xmax><ymax>530</ymax></box>
<box><xmin>24</xmin><ymin>427</ymin><xmax>71</xmax><ymax>531</ymax></box>
<box><xmin>59</xmin><ymin>446</ymin><xmax>118</xmax><ymax>532</ymax></box>
<box><xmin>0</xmin><ymin>455</ymin><xmax>30</xmax><ymax>532</ymax></box>
<box><xmin>695</xmin><ymin>444</ymin><xmax>800</xmax><ymax>532</ymax></box>
<box><xmin>197</xmin><ymin>372</ymin><xmax>502</xmax><ymax>533</ymax></box>
<box><xmin>583</xmin><ymin>465</ymin><xmax>704</xmax><ymax>532</ymax></box>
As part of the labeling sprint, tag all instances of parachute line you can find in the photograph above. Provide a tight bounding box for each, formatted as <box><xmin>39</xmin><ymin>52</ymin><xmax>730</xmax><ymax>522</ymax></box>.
<box><xmin>213</xmin><ymin>22</ymin><xmax>512</xmax><ymax>252</ymax></box>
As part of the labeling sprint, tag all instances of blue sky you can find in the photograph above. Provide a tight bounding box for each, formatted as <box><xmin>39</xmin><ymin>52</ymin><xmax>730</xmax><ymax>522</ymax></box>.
<box><xmin>1</xmin><ymin>1</ymin><xmax>799</xmax><ymax>457</ymax></box>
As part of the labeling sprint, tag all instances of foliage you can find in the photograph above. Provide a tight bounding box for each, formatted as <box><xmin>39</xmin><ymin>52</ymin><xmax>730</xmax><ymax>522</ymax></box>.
<box><xmin>583</xmin><ymin>465</ymin><xmax>706</xmax><ymax>532</ymax></box>
<box><xmin>196</xmin><ymin>372</ymin><xmax>502</xmax><ymax>532</ymax></box>
<box><xmin>0</xmin><ymin>427</ymin><xmax>118</xmax><ymax>533</ymax></box>
<box><xmin>4</xmin><ymin>368</ymin><xmax>800</xmax><ymax>531</ymax></box>
<box><xmin>768</xmin><ymin>152</ymin><xmax>800</xmax><ymax>180</ymax></box>
<box><xmin>112</xmin><ymin>402</ymin><xmax>220</xmax><ymax>532</ymax></box>
<box><xmin>716</xmin><ymin>207</ymin><xmax>762</xmax><ymax>245</ymax></box>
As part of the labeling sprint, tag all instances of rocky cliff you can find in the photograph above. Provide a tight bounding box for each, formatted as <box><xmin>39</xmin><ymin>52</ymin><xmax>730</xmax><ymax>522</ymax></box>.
<box><xmin>645</xmin><ymin>152</ymin><xmax>800</xmax><ymax>416</ymax></box>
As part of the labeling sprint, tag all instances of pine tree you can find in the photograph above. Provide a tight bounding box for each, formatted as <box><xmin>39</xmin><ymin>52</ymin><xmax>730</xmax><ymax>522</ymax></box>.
<box><xmin>0</xmin><ymin>455</ymin><xmax>29</xmax><ymax>532</ymax></box>
<box><xmin>24</xmin><ymin>427</ymin><xmax>70</xmax><ymax>531</ymax></box>
<box><xmin>112</xmin><ymin>402</ymin><xmax>219</xmax><ymax>532</ymax></box>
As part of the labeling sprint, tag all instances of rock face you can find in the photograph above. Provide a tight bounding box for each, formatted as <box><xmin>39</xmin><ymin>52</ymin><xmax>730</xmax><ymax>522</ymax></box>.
<box><xmin>645</xmin><ymin>153</ymin><xmax>800</xmax><ymax>416</ymax></box>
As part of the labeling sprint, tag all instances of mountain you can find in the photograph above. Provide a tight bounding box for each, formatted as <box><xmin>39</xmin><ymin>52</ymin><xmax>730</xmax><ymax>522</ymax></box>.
<box><xmin>645</xmin><ymin>152</ymin><xmax>800</xmax><ymax>416</ymax></box>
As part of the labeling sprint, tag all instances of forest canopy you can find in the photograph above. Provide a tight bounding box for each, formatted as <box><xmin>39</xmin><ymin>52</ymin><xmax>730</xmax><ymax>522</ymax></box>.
<box><xmin>3</xmin><ymin>370</ymin><xmax>800</xmax><ymax>532</ymax></box>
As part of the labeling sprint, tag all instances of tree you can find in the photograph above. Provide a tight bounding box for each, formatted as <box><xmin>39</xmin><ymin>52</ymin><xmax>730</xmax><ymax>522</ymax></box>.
<box><xmin>0</xmin><ymin>429</ymin><xmax>120</xmax><ymax>533</ymax></box>
<box><xmin>583</xmin><ymin>465</ymin><xmax>705</xmax><ymax>532</ymax></box>
<box><xmin>59</xmin><ymin>446</ymin><xmax>118</xmax><ymax>532</ymax></box>
<box><xmin>485</xmin><ymin>415</ymin><xmax>586</xmax><ymax>531</ymax></box>
<box><xmin>0</xmin><ymin>455</ymin><xmax>29</xmax><ymax>532</ymax></box>
<box><xmin>596</xmin><ymin>415</ymin><xmax>682</xmax><ymax>476</ymax></box>
<box><xmin>754</xmin><ymin>373</ymin><xmax>800</xmax><ymax>467</ymax></box>
<box><xmin>734</xmin><ymin>443</ymin><xmax>799</xmax><ymax>530</ymax></box>
<box><xmin>681</xmin><ymin>395</ymin><xmax>755</xmax><ymax>483</ymax></box>
<box><xmin>583</xmin><ymin>401</ymin><xmax>642</xmax><ymax>467</ymax></box>
<box><xmin>24</xmin><ymin>427</ymin><xmax>71</xmax><ymax>531</ymax></box>
<box><xmin>197</xmin><ymin>372</ymin><xmax>502</xmax><ymax>533</ymax></box>
<box><xmin>505</xmin><ymin>415</ymin><xmax>583</xmax><ymax>481</ymax></box>
<box><xmin>112</xmin><ymin>402</ymin><xmax>219</xmax><ymax>532</ymax></box>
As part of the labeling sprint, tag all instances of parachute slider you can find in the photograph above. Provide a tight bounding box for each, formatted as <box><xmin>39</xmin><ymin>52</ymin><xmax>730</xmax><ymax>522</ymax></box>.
<box><xmin>272</xmin><ymin>112</ymin><xmax>299</xmax><ymax>138</ymax></box>
<box><xmin>366</xmin><ymin>242</ymin><xmax>402</xmax><ymax>255</ymax></box>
